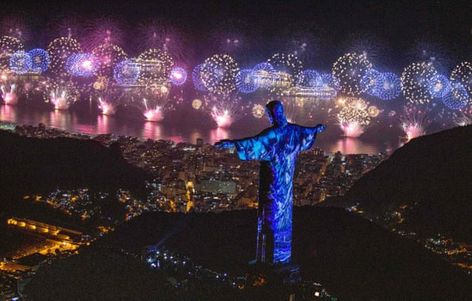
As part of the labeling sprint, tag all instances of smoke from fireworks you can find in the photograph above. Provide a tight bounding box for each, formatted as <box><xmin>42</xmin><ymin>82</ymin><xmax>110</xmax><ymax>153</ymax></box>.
<box><xmin>138</xmin><ymin>21</ymin><xmax>187</xmax><ymax>62</ymax></box>
<box><xmin>83</xmin><ymin>18</ymin><xmax>125</xmax><ymax>50</ymax></box>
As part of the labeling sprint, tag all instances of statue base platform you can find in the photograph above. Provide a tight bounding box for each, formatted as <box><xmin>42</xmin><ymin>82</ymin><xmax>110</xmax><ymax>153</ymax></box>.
<box><xmin>247</xmin><ymin>261</ymin><xmax>302</xmax><ymax>286</ymax></box>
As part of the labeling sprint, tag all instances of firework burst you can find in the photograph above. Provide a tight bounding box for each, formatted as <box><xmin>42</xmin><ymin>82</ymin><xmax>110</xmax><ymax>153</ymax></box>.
<box><xmin>0</xmin><ymin>81</ymin><xmax>18</xmax><ymax>105</ymax></box>
<box><xmin>192</xmin><ymin>64</ymin><xmax>208</xmax><ymax>92</ymax></box>
<box><xmin>92</xmin><ymin>43</ymin><xmax>127</xmax><ymax>78</ymax></box>
<box><xmin>200</xmin><ymin>54</ymin><xmax>239</xmax><ymax>96</ymax></box>
<box><xmin>202</xmin><ymin>93</ymin><xmax>248</xmax><ymax>128</ymax></box>
<box><xmin>138</xmin><ymin>20</ymin><xmax>186</xmax><ymax>62</ymax></box>
<box><xmin>442</xmin><ymin>82</ymin><xmax>469</xmax><ymax>111</ymax></box>
<box><xmin>400</xmin><ymin>103</ymin><xmax>431</xmax><ymax>141</ymax></box>
<box><xmin>137</xmin><ymin>48</ymin><xmax>174</xmax><ymax>87</ymax></box>
<box><xmin>66</xmin><ymin>53</ymin><xmax>98</xmax><ymax>77</ymax></box>
<box><xmin>251</xmin><ymin>103</ymin><xmax>266</xmax><ymax>119</ymax></box>
<box><xmin>427</xmin><ymin>74</ymin><xmax>451</xmax><ymax>98</ymax></box>
<box><xmin>236</xmin><ymin>69</ymin><xmax>257</xmax><ymax>93</ymax></box>
<box><xmin>192</xmin><ymin>98</ymin><xmax>203</xmax><ymax>110</ymax></box>
<box><xmin>140</xmin><ymin>84</ymin><xmax>174</xmax><ymax>122</ymax></box>
<box><xmin>453</xmin><ymin>106</ymin><xmax>472</xmax><ymax>126</ymax></box>
<box><xmin>252</xmin><ymin>62</ymin><xmax>275</xmax><ymax>90</ymax></box>
<box><xmin>267</xmin><ymin>53</ymin><xmax>303</xmax><ymax>95</ymax></box>
<box><xmin>169</xmin><ymin>66</ymin><xmax>187</xmax><ymax>86</ymax></box>
<box><xmin>332</xmin><ymin>52</ymin><xmax>372</xmax><ymax>96</ymax></box>
<box><xmin>401</xmin><ymin>61</ymin><xmax>437</xmax><ymax>104</ymax></box>
<box><xmin>113</xmin><ymin>59</ymin><xmax>140</xmax><ymax>86</ymax></box>
<box><xmin>9</xmin><ymin>50</ymin><xmax>32</xmax><ymax>74</ymax></box>
<box><xmin>92</xmin><ymin>77</ymin><xmax>123</xmax><ymax>115</ymax></box>
<box><xmin>47</xmin><ymin>36</ymin><xmax>82</xmax><ymax>78</ymax></box>
<box><xmin>297</xmin><ymin>69</ymin><xmax>321</xmax><ymax>87</ymax></box>
<box><xmin>0</xmin><ymin>35</ymin><xmax>24</xmax><ymax>71</ymax></box>
<box><xmin>336</xmin><ymin>97</ymin><xmax>375</xmax><ymax>137</ymax></box>
<box><xmin>450</xmin><ymin>61</ymin><xmax>472</xmax><ymax>96</ymax></box>
<box><xmin>83</xmin><ymin>18</ymin><xmax>125</xmax><ymax>50</ymax></box>
<box><xmin>28</xmin><ymin>48</ymin><xmax>50</xmax><ymax>74</ymax></box>
<box><xmin>44</xmin><ymin>80</ymin><xmax>80</xmax><ymax>110</ymax></box>
<box><xmin>377</xmin><ymin>72</ymin><xmax>401</xmax><ymax>100</ymax></box>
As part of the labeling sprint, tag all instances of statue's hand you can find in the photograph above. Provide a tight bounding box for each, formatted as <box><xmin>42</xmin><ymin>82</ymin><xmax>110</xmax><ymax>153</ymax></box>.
<box><xmin>315</xmin><ymin>124</ymin><xmax>327</xmax><ymax>133</ymax></box>
<box><xmin>214</xmin><ymin>139</ymin><xmax>235</xmax><ymax>150</ymax></box>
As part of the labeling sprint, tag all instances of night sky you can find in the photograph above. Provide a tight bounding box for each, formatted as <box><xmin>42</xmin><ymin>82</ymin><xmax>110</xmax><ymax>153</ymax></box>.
<box><xmin>2</xmin><ymin>0</ymin><xmax>472</xmax><ymax>69</ymax></box>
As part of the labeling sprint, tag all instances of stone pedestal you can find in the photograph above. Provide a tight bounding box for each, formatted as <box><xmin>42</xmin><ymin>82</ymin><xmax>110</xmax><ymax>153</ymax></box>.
<box><xmin>247</xmin><ymin>262</ymin><xmax>301</xmax><ymax>286</ymax></box>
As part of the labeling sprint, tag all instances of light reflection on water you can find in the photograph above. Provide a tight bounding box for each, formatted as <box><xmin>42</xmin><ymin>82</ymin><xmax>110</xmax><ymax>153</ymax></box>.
<box><xmin>327</xmin><ymin>137</ymin><xmax>394</xmax><ymax>155</ymax></box>
<box><xmin>0</xmin><ymin>105</ymin><xmax>400</xmax><ymax>154</ymax></box>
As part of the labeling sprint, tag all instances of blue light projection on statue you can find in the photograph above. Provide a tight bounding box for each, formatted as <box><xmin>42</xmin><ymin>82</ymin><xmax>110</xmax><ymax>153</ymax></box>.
<box><xmin>215</xmin><ymin>100</ymin><xmax>325</xmax><ymax>265</ymax></box>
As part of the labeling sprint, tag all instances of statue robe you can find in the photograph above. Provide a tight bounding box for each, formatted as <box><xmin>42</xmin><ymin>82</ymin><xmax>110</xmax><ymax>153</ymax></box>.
<box><xmin>233</xmin><ymin>123</ymin><xmax>318</xmax><ymax>265</ymax></box>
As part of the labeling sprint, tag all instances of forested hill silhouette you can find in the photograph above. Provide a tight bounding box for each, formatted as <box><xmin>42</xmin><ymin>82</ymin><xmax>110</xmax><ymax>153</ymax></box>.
<box><xmin>25</xmin><ymin>208</ymin><xmax>472</xmax><ymax>300</ymax></box>
<box><xmin>0</xmin><ymin>130</ymin><xmax>148</xmax><ymax>201</ymax></box>
<box><xmin>342</xmin><ymin>125</ymin><xmax>472</xmax><ymax>242</ymax></box>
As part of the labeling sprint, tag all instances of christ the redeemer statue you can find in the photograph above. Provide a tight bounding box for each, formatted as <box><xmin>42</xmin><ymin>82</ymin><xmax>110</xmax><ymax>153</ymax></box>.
<box><xmin>215</xmin><ymin>100</ymin><xmax>326</xmax><ymax>265</ymax></box>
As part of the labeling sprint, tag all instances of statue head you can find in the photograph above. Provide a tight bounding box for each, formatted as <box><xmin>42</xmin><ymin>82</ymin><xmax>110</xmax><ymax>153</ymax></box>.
<box><xmin>266</xmin><ymin>100</ymin><xmax>288</xmax><ymax>127</ymax></box>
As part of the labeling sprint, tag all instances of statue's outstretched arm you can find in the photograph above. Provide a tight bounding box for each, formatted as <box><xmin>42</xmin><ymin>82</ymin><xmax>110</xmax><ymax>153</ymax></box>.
<box><xmin>215</xmin><ymin>128</ymin><xmax>274</xmax><ymax>161</ymax></box>
<box><xmin>308</xmin><ymin>124</ymin><xmax>327</xmax><ymax>134</ymax></box>
<box><xmin>296</xmin><ymin>123</ymin><xmax>326</xmax><ymax>152</ymax></box>
<box><xmin>214</xmin><ymin>128</ymin><xmax>272</xmax><ymax>150</ymax></box>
